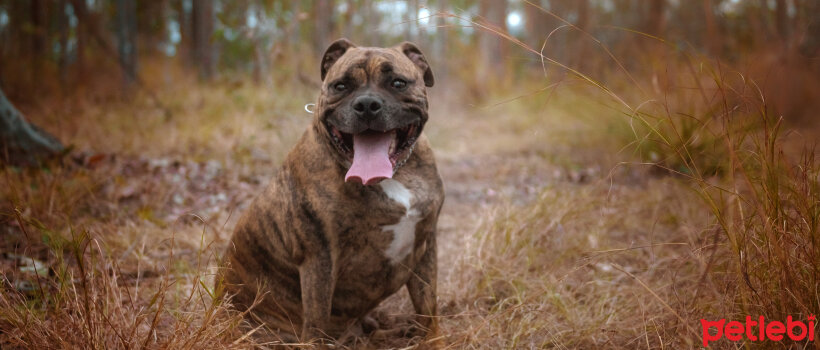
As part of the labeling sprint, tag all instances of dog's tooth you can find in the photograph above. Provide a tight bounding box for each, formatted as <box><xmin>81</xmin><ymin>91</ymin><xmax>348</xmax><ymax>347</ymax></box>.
<box><xmin>389</xmin><ymin>134</ymin><xmax>397</xmax><ymax>154</ymax></box>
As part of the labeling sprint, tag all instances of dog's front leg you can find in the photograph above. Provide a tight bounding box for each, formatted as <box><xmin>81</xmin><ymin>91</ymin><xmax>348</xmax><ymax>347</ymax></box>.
<box><xmin>299</xmin><ymin>250</ymin><xmax>335</xmax><ymax>343</ymax></box>
<box><xmin>406</xmin><ymin>231</ymin><xmax>438</xmax><ymax>335</ymax></box>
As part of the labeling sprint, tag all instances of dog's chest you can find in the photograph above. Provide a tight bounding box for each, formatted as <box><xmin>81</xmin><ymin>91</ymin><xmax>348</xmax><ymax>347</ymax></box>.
<box><xmin>377</xmin><ymin>179</ymin><xmax>422</xmax><ymax>263</ymax></box>
<box><xmin>335</xmin><ymin>176</ymin><xmax>433</xmax><ymax>270</ymax></box>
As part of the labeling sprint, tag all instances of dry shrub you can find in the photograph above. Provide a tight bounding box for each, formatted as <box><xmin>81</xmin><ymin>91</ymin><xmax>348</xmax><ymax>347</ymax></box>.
<box><xmin>625</xmin><ymin>55</ymin><xmax>820</xmax><ymax>332</ymax></box>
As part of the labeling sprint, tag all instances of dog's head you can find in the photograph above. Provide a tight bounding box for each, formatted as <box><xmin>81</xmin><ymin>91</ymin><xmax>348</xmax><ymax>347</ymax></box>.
<box><xmin>314</xmin><ymin>38</ymin><xmax>434</xmax><ymax>186</ymax></box>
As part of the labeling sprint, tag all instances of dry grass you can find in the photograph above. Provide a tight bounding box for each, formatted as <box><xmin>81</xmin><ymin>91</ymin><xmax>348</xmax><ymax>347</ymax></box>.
<box><xmin>1</xmin><ymin>213</ymin><xmax>252</xmax><ymax>349</ymax></box>
<box><xmin>426</xmin><ymin>8</ymin><xmax>820</xmax><ymax>348</ymax></box>
<box><xmin>2</xmin><ymin>18</ymin><xmax>820</xmax><ymax>350</ymax></box>
<box><xmin>440</xmin><ymin>180</ymin><xmax>708</xmax><ymax>348</ymax></box>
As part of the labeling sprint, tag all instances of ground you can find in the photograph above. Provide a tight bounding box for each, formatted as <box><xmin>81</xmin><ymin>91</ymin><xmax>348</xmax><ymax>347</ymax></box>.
<box><xmin>2</xmin><ymin>78</ymin><xmax>813</xmax><ymax>349</ymax></box>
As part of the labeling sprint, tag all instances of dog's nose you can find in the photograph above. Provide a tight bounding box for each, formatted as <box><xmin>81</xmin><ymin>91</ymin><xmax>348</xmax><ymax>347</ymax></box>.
<box><xmin>352</xmin><ymin>95</ymin><xmax>383</xmax><ymax>118</ymax></box>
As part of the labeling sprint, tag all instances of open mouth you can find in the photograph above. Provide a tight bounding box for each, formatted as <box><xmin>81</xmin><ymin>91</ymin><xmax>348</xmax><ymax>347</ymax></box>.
<box><xmin>327</xmin><ymin>122</ymin><xmax>421</xmax><ymax>165</ymax></box>
<box><xmin>326</xmin><ymin>122</ymin><xmax>422</xmax><ymax>185</ymax></box>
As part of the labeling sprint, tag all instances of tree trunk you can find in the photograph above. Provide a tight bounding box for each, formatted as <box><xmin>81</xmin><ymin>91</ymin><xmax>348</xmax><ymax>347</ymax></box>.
<box><xmin>432</xmin><ymin>0</ymin><xmax>448</xmax><ymax>82</ymax></box>
<box><xmin>646</xmin><ymin>0</ymin><xmax>666</xmax><ymax>37</ymax></box>
<box><xmin>356</xmin><ymin>0</ymin><xmax>377</xmax><ymax>45</ymax></box>
<box><xmin>175</xmin><ymin>0</ymin><xmax>192</xmax><ymax>64</ymax></box>
<box><xmin>58</xmin><ymin>0</ymin><xmax>70</xmax><ymax>86</ymax></box>
<box><xmin>366</xmin><ymin>0</ymin><xmax>376</xmax><ymax>45</ymax></box>
<box><xmin>343</xmin><ymin>0</ymin><xmax>354</xmax><ymax>39</ymax></box>
<box><xmin>549</xmin><ymin>0</ymin><xmax>572</xmax><ymax>64</ymax></box>
<box><xmin>702</xmin><ymin>0</ymin><xmax>720</xmax><ymax>56</ymax></box>
<box><xmin>192</xmin><ymin>0</ymin><xmax>214</xmax><ymax>80</ymax></box>
<box><xmin>314</xmin><ymin>0</ymin><xmax>334</xmax><ymax>53</ymax></box>
<box><xmin>574</xmin><ymin>0</ymin><xmax>591</xmax><ymax>70</ymax></box>
<box><xmin>69</xmin><ymin>0</ymin><xmax>88</xmax><ymax>79</ymax></box>
<box><xmin>775</xmin><ymin>0</ymin><xmax>789</xmax><ymax>43</ymax></box>
<box><xmin>478</xmin><ymin>0</ymin><xmax>508</xmax><ymax>80</ymax></box>
<box><xmin>577</xmin><ymin>0</ymin><xmax>590</xmax><ymax>31</ymax></box>
<box><xmin>0</xmin><ymin>88</ymin><xmax>64</xmax><ymax>165</ymax></box>
<box><xmin>799</xmin><ymin>0</ymin><xmax>820</xmax><ymax>56</ymax></box>
<box><xmin>116</xmin><ymin>0</ymin><xmax>138</xmax><ymax>87</ymax></box>
<box><xmin>524</xmin><ymin>0</ymin><xmax>541</xmax><ymax>49</ymax></box>
<box><xmin>30</xmin><ymin>0</ymin><xmax>47</xmax><ymax>85</ymax></box>
<box><xmin>407</xmin><ymin>0</ymin><xmax>419</xmax><ymax>41</ymax></box>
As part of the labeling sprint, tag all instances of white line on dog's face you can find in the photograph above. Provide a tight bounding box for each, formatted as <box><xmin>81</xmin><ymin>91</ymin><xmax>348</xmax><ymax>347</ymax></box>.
<box><xmin>379</xmin><ymin>179</ymin><xmax>420</xmax><ymax>263</ymax></box>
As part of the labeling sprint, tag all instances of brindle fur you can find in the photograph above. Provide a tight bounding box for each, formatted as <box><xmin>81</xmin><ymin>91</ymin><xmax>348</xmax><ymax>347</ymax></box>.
<box><xmin>222</xmin><ymin>39</ymin><xmax>444</xmax><ymax>344</ymax></box>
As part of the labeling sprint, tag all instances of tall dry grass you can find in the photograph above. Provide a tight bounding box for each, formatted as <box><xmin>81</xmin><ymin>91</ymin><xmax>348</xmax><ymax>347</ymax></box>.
<box><xmin>0</xmin><ymin>211</ymin><xmax>255</xmax><ymax>349</ymax></box>
<box><xmin>442</xmin><ymin>3</ymin><xmax>820</xmax><ymax>347</ymax></box>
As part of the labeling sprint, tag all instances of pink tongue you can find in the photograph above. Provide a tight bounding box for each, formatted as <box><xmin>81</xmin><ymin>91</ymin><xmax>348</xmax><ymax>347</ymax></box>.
<box><xmin>345</xmin><ymin>131</ymin><xmax>395</xmax><ymax>185</ymax></box>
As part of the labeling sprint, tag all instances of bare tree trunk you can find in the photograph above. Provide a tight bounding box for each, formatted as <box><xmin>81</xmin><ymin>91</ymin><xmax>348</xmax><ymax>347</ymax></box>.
<box><xmin>343</xmin><ymin>0</ymin><xmax>355</xmax><ymax>39</ymax></box>
<box><xmin>0</xmin><ymin>88</ymin><xmax>64</xmax><ymax>165</ymax></box>
<box><xmin>250</xmin><ymin>5</ymin><xmax>269</xmax><ymax>86</ymax></box>
<box><xmin>752</xmin><ymin>0</ymin><xmax>772</xmax><ymax>45</ymax></box>
<box><xmin>408</xmin><ymin>0</ymin><xmax>419</xmax><ymax>41</ymax></box>
<box><xmin>314</xmin><ymin>0</ymin><xmax>334</xmax><ymax>53</ymax></box>
<box><xmin>58</xmin><ymin>0</ymin><xmax>70</xmax><ymax>86</ymax></box>
<box><xmin>69</xmin><ymin>0</ymin><xmax>88</xmax><ymax>79</ymax></box>
<box><xmin>524</xmin><ymin>0</ymin><xmax>552</xmax><ymax>68</ymax></box>
<box><xmin>30</xmin><ymin>0</ymin><xmax>47</xmax><ymax>85</ymax></box>
<box><xmin>613</xmin><ymin>0</ymin><xmax>640</xmax><ymax>30</ymax></box>
<box><xmin>646</xmin><ymin>0</ymin><xmax>666</xmax><ymax>36</ymax></box>
<box><xmin>524</xmin><ymin>0</ymin><xmax>541</xmax><ymax>48</ymax></box>
<box><xmin>702</xmin><ymin>0</ymin><xmax>720</xmax><ymax>56</ymax></box>
<box><xmin>356</xmin><ymin>0</ymin><xmax>377</xmax><ymax>45</ymax></box>
<box><xmin>550</xmin><ymin>0</ymin><xmax>572</xmax><ymax>64</ymax></box>
<box><xmin>175</xmin><ymin>0</ymin><xmax>192</xmax><ymax>64</ymax></box>
<box><xmin>478</xmin><ymin>0</ymin><xmax>508</xmax><ymax>80</ymax></box>
<box><xmin>775</xmin><ymin>0</ymin><xmax>789</xmax><ymax>43</ymax></box>
<box><xmin>366</xmin><ymin>0</ymin><xmax>375</xmax><ymax>45</ymax></box>
<box><xmin>799</xmin><ymin>0</ymin><xmax>820</xmax><ymax>56</ymax></box>
<box><xmin>574</xmin><ymin>0</ymin><xmax>591</xmax><ymax>70</ymax></box>
<box><xmin>288</xmin><ymin>1</ymin><xmax>302</xmax><ymax>48</ymax></box>
<box><xmin>577</xmin><ymin>0</ymin><xmax>590</xmax><ymax>32</ymax></box>
<box><xmin>192</xmin><ymin>0</ymin><xmax>214</xmax><ymax>80</ymax></box>
<box><xmin>116</xmin><ymin>0</ymin><xmax>138</xmax><ymax>87</ymax></box>
<box><xmin>432</xmin><ymin>0</ymin><xmax>448</xmax><ymax>82</ymax></box>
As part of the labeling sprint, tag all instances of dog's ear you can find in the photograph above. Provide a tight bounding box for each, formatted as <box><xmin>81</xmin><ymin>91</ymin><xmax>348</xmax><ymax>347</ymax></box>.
<box><xmin>396</xmin><ymin>42</ymin><xmax>434</xmax><ymax>87</ymax></box>
<box><xmin>321</xmin><ymin>38</ymin><xmax>356</xmax><ymax>82</ymax></box>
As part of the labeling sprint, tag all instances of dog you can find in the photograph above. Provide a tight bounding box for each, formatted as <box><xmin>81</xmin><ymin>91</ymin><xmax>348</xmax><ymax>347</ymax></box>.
<box><xmin>222</xmin><ymin>38</ymin><xmax>444</xmax><ymax>344</ymax></box>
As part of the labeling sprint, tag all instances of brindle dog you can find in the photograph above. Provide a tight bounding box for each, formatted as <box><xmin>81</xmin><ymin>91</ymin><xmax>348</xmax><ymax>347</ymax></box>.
<box><xmin>223</xmin><ymin>39</ymin><xmax>444</xmax><ymax>344</ymax></box>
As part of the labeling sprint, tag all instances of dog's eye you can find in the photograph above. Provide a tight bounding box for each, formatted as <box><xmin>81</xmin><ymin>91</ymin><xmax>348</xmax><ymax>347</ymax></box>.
<box><xmin>391</xmin><ymin>79</ymin><xmax>407</xmax><ymax>90</ymax></box>
<box><xmin>333</xmin><ymin>82</ymin><xmax>347</xmax><ymax>91</ymax></box>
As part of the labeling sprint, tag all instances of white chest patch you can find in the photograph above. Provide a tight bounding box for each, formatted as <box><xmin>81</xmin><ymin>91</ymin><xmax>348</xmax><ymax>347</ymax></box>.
<box><xmin>379</xmin><ymin>179</ymin><xmax>421</xmax><ymax>264</ymax></box>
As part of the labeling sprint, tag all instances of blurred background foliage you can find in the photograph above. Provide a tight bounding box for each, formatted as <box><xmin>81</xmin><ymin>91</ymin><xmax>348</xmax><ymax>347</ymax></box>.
<box><xmin>0</xmin><ymin>0</ymin><xmax>818</xmax><ymax>121</ymax></box>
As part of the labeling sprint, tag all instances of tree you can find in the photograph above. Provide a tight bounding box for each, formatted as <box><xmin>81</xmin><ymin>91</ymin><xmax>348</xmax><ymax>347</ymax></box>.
<box><xmin>574</xmin><ymin>0</ymin><xmax>591</xmax><ymax>70</ymax></box>
<box><xmin>30</xmin><ymin>0</ymin><xmax>47</xmax><ymax>81</ymax></box>
<box><xmin>192</xmin><ymin>0</ymin><xmax>214</xmax><ymax>80</ymax></box>
<box><xmin>478</xmin><ymin>0</ymin><xmax>508</xmax><ymax>80</ymax></box>
<box><xmin>799</xmin><ymin>0</ymin><xmax>820</xmax><ymax>56</ymax></box>
<box><xmin>432</xmin><ymin>0</ymin><xmax>449</xmax><ymax>81</ymax></box>
<box><xmin>524</xmin><ymin>0</ymin><xmax>550</xmax><ymax>52</ymax></box>
<box><xmin>703</xmin><ymin>0</ymin><xmax>723</xmax><ymax>57</ymax></box>
<box><xmin>68</xmin><ymin>0</ymin><xmax>89</xmax><ymax>79</ymax></box>
<box><xmin>775</xmin><ymin>0</ymin><xmax>788</xmax><ymax>43</ymax></box>
<box><xmin>314</xmin><ymin>0</ymin><xmax>334</xmax><ymax>53</ymax></box>
<box><xmin>116</xmin><ymin>0</ymin><xmax>138</xmax><ymax>86</ymax></box>
<box><xmin>646</xmin><ymin>0</ymin><xmax>666</xmax><ymax>36</ymax></box>
<box><xmin>0</xmin><ymin>88</ymin><xmax>64</xmax><ymax>165</ymax></box>
<box><xmin>58</xmin><ymin>0</ymin><xmax>70</xmax><ymax>85</ymax></box>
